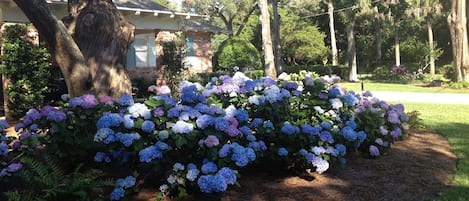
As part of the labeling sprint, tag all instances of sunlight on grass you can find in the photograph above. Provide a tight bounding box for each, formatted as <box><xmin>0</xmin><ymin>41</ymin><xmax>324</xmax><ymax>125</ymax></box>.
<box><xmin>340</xmin><ymin>82</ymin><xmax>469</xmax><ymax>94</ymax></box>
<box><xmin>400</xmin><ymin>102</ymin><xmax>469</xmax><ymax>200</ymax></box>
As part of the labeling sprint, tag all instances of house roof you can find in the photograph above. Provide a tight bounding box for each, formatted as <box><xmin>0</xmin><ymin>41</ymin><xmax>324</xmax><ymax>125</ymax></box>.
<box><xmin>183</xmin><ymin>20</ymin><xmax>225</xmax><ymax>34</ymax></box>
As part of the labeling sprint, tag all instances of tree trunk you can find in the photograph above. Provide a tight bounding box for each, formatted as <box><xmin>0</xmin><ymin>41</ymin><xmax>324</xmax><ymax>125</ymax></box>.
<box><xmin>259</xmin><ymin>0</ymin><xmax>276</xmax><ymax>78</ymax></box>
<box><xmin>271</xmin><ymin>0</ymin><xmax>285</xmax><ymax>74</ymax></box>
<box><xmin>373</xmin><ymin>6</ymin><xmax>382</xmax><ymax>65</ymax></box>
<box><xmin>347</xmin><ymin>20</ymin><xmax>358</xmax><ymax>81</ymax></box>
<box><xmin>328</xmin><ymin>0</ymin><xmax>339</xmax><ymax>66</ymax></box>
<box><xmin>13</xmin><ymin>0</ymin><xmax>134</xmax><ymax>98</ymax></box>
<box><xmin>394</xmin><ymin>21</ymin><xmax>401</xmax><ymax>66</ymax></box>
<box><xmin>427</xmin><ymin>18</ymin><xmax>435</xmax><ymax>75</ymax></box>
<box><xmin>13</xmin><ymin>0</ymin><xmax>90</xmax><ymax>97</ymax></box>
<box><xmin>64</xmin><ymin>0</ymin><xmax>134</xmax><ymax>98</ymax></box>
<box><xmin>448</xmin><ymin>0</ymin><xmax>469</xmax><ymax>82</ymax></box>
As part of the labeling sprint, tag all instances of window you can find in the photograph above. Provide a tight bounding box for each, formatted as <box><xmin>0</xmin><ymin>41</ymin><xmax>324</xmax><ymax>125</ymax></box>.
<box><xmin>126</xmin><ymin>33</ymin><xmax>156</xmax><ymax>67</ymax></box>
<box><xmin>186</xmin><ymin>35</ymin><xmax>194</xmax><ymax>57</ymax></box>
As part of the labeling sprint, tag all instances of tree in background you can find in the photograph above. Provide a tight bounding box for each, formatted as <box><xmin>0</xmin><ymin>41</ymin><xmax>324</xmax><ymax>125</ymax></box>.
<box><xmin>259</xmin><ymin>0</ymin><xmax>276</xmax><ymax>77</ymax></box>
<box><xmin>448</xmin><ymin>0</ymin><xmax>469</xmax><ymax>82</ymax></box>
<box><xmin>13</xmin><ymin>0</ymin><xmax>134</xmax><ymax>98</ymax></box>
<box><xmin>405</xmin><ymin>0</ymin><xmax>443</xmax><ymax>75</ymax></box>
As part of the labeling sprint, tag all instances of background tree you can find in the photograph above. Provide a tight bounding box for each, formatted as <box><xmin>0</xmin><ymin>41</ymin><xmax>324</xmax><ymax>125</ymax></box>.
<box><xmin>259</xmin><ymin>0</ymin><xmax>277</xmax><ymax>77</ymax></box>
<box><xmin>405</xmin><ymin>0</ymin><xmax>443</xmax><ymax>75</ymax></box>
<box><xmin>448</xmin><ymin>0</ymin><xmax>469</xmax><ymax>82</ymax></box>
<box><xmin>13</xmin><ymin>0</ymin><xmax>134</xmax><ymax>98</ymax></box>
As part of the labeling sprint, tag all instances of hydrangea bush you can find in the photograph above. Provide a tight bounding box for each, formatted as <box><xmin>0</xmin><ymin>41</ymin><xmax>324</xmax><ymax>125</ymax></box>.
<box><xmin>0</xmin><ymin>71</ymin><xmax>409</xmax><ymax>200</ymax></box>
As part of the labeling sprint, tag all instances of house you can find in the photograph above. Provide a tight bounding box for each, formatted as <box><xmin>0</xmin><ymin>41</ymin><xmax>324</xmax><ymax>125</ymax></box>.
<box><xmin>0</xmin><ymin>0</ymin><xmax>223</xmax><ymax>82</ymax></box>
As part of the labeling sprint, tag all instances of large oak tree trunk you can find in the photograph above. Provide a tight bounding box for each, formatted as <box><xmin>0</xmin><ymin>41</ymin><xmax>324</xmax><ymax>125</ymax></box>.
<box><xmin>13</xmin><ymin>0</ymin><xmax>134</xmax><ymax>98</ymax></box>
<box><xmin>13</xmin><ymin>0</ymin><xmax>89</xmax><ymax>97</ymax></box>
<box><xmin>64</xmin><ymin>0</ymin><xmax>134</xmax><ymax>98</ymax></box>
<box><xmin>259</xmin><ymin>0</ymin><xmax>276</xmax><ymax>78</ymax></box>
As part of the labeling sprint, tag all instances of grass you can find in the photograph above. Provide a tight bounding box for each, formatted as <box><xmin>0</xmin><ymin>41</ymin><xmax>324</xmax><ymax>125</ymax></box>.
<box><xmin>339</xmin><ymin>81</ymin><xmax>469</xmax><ymax>94</ymax></box>
<box><xmin>390</xmin><ymin>102</ymin><xmax>469</xmax><ymax>200</ymax></box>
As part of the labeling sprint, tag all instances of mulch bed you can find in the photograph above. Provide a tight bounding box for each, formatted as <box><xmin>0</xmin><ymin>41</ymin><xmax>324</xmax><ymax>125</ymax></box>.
<box><xmin>134</xmin><ymin>130</ymin><xmax>457</xmax><ymax>201</ymax></box>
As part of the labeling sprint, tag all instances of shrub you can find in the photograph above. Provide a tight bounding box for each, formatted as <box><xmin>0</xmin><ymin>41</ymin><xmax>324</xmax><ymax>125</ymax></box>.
<box><xmin>1</xmin><ymin>72</ymin><xmax>409</xmax><ymax>200</ymax></box>
<box><xmin>0</xmin><ymin>24</ymin><xmax>51</xmax><ymax>119</ymax></box>
<box><xmin>214</xmin><ymin>37</ymin><xmax>262</xmax><ymax>72</ymax></box>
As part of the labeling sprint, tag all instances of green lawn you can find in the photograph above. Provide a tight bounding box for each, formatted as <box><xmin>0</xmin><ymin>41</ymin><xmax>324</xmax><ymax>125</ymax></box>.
<box><xmin>339</xmin><ymin>82</ymin><xmax>469</xmax><ymax>94</ymax></box>
<box><xmin>390</xmin><ymin>102</ymin><xmax>469</xmax><ymax>200</ymax></box>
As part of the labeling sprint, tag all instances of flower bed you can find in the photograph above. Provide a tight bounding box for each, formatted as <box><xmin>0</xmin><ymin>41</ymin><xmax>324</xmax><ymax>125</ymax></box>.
<box><xmin>0</xmin><ymin>71</ymin><xmax>409</xmax><ymax>200</ymax></box>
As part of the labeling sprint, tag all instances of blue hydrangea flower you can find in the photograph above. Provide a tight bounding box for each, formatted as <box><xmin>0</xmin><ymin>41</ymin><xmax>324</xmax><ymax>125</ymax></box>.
<box><xmin>116</xmin><ymin>132</ymin><xmax>140</xmax><ymax>147</ymax></box>
<box><xmin>239</xmin><ymin>126</ymin><xmax>253</xmax><ymax>136</ymax></box>
<box><xmin>94</xmin><ymin>152</ymin><xmax>111</xmax><ymax>163</ymax></box>
<box><xmin>342</xmin><ymin>126</ymin><xmax>357</xmax><ymax>141</ymax></box>
<box><xmin>301</xmin><ymin>124</ymin><xmax>321</xmax><ymax>135</ymax></box>
<box><xmin>311</xmin><ymin>146</ymin><xmax>326</xmax><ymax>155</ymax></box>
<box><xmin>173</xmin><ymin>163</ymin><xmax>185</xmax><ymax>171</ymax></box>
<box><xmin>390</xmin><ymin>127</ymin><xmax>402</xmax><ymax>138</ymax></box>
<box><xmin>167</xmin><ymin>107</ymin><xmax>180</xmax><ymax>118</ymax></box>
<box><xmin>118</xmin><ymin>94</ymin><xmax>134</xmax><ymax>106</ymax></box>
<box><xmin>277</xmin><ymin>147</ymin><xmax>288</xmax><ymax>156</ymax></box>
<box><xmin>197</xmin><ymin>174</ymin><xmax>228</xmax><ymax>193</ymax></box>
<box><xmin>97</xmin><ymin>113</ymin><xmax>123</xmax><ymax>128</ymax></box>
<box><xmin>387</xmin><ymin>111</ymin><xmax>401</xmax><ymax>124</ymax></box>
<box><xmin>357</xmin><ymin>131</ymin><xmax>367</xmax><ymax>142</ymax></box>
<box><xmin>320</xmin><ymin>121</ymin><xmax>332</xmax><ymax>130</ymax></box>
<box><xmin>47</xmin><ymin>111</ymin><xmax>67</xmax><ymax>122</ymax></box>
<box><xmin>155</xmin><ymin>141</ymin><xmax>171</xmax><ymax>150</ymax></box>
<box><xmin>94</xmin><ymin>128</ymin><xmax>115</xmax><ymax>142</ymax></box>
<box><xmin>251</xmin><ymin>118</ymin><xmax>263</xmax><ymax>128</ymax></box>
<box><xmin>186</xmin><ymin>168</ymin><xmax>200</xmax><ymax>181</ymax></box>
<box><xmin>116</xmin><ymin>176</ymin><xmax>136</xmax><ymax>189</ymax></box>
<box><xmin>139</xmin><ymin>146</ymin><xmax>163</xmax><ymax>163</ymax></box>
<box><xmin>319</xmin><ymin>131</ymin><xmax>334</xmax><ymax>143</ymax></box>
<box><xmin>328</xmin><ymin>87</ymin><xmax>343</xmax><ymax>97</ymax></box>
<box><xmin>264</xmin><ymin>85</ymin><xmax>282</xmax><ymax>103</ymax></box>
<box><xmin>218</xmin><ymin>144</ymin><xmax>231</xmax><ymax>158</ymax></box>
<box><xmin>281</xmin><ymin>124</ymin><xmax>300</xmax><ymax>135</ymax></box>
<box><xmin>235</xmin><ymin>109</ymin><xmax>249</xmax><ymax>123</ymax></box>
<box><xmin>298</xmin><ymin>149</ymin><xmax>308</xmax><ymax>156</ymax></box>
<box><xmin>217</xmin><ymin>167</ymin><xmax>237</xmax><ymax>185</ymax></box>
<box><xmin>0</xmin><ymin>143</ymin><xmax>8</xmax><ymax>156</ymax></box>
<box><xmin>248</xmin><ymin>95</ymin><xmax>265</xmax><ymax>105</ymax></box>
<box><xmin>335</xmin><ymin>144</ymin><xmax>347</xmax><ymax>156</ymax></box>
<box><xmin>214</xmin><ymin>117</ymin><xmax>229</xmax><ymax>131</ymax></box>
<box><xmin>283</xmin><ymin>82</ymin><xmax>299</xmax><ymax>90</ymax></box>
<box><xmin>201</xmin><ymin>161</ymin><xmax>218</xmax><ymax>174</ymax></box>
<box><xmin>181</xmin><ymin>85</ymin><xmax>198</xmax><ymax>103</ymax></box>
<box><xmin>342</xmin><ymin>93</ymin><xmax>359</xmax><ymax>106</ymax></box>
<box><xmin>141</xmin><ymin>120</ymin><xmax>155</xmax><ymax>133</ymax></box>
<box><xmin>172</xmin><ymin>120</ymin><xmax>194</xmax><ymax>134</ymax></box>
<box><xmin>196</xmin><ymin>114</ymin><xmax>214</xmax><ymax>129</ymax></box>
<box><xmin>110</xmin><ymin>188</ymin><xmax>125</xmax><ymax>200</ymax></box>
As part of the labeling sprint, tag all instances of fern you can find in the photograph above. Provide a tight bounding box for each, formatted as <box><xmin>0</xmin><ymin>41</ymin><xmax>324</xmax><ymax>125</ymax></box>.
<box><xmin>5</xmin><ymin>154</ymin><xmax>114</xmax><ymax>201</ymax></box>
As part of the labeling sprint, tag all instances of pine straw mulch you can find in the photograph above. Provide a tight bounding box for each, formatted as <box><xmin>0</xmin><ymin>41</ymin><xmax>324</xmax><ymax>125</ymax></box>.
<box><xmin>134</xmin><ymin>130</ymin><xmax>457</xmax><ymax>201</ymax></box>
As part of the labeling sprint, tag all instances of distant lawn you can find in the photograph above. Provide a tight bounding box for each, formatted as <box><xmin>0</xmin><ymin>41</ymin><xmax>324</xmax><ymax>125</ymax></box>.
<box><xmin>398</xmin><ymin>102</ymin><xmax>469</xmax><ymax>201</ymax></box>
<box><xmin>339</xmin><ymin>82</ymin><xmax>469</xmax><ymax>94</ymax></box>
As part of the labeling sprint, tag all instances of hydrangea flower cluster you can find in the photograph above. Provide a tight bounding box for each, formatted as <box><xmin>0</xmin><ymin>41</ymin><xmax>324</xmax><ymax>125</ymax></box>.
<box><xmin>7</xmin><ymin>71</ymin><xmax>409</xmax><ymax>200</ymax></box>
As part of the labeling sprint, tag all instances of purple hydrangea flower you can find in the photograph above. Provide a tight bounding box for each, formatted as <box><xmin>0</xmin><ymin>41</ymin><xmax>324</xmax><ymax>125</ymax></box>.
<box><xmin>369</xmin><ymin>145</ymin><xmax>380</xmax><ymax>156</ymax></box>
<box><xmin>46</xmin><ymin>111</ymin><xmax>67</xmax><ymax>122</ymax></box>
<box><xmin>204</xmin><ymin>135</ymin><xmax>220</xmax><ymax>148</ymax></box>
<box><xmin>153</xmin><ymin>107</ymin><xmax>164</xmax><ymax>117</ymax></box>
<box><xmin>81</xmin><ymin>94</ymin><xmax>98</xmax><ymax>109</ymax></box>
<box><xmin>387</xmin><ymin>111</ymin><xmax>401</xmax><ymax>124</ymax></box>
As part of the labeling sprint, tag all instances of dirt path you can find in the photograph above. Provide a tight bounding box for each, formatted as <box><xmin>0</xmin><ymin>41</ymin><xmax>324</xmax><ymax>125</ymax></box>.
<box><xmin>135</xmin><ymin>131</ymin><xmax>457</xmax><ymax>201</ymax></box>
